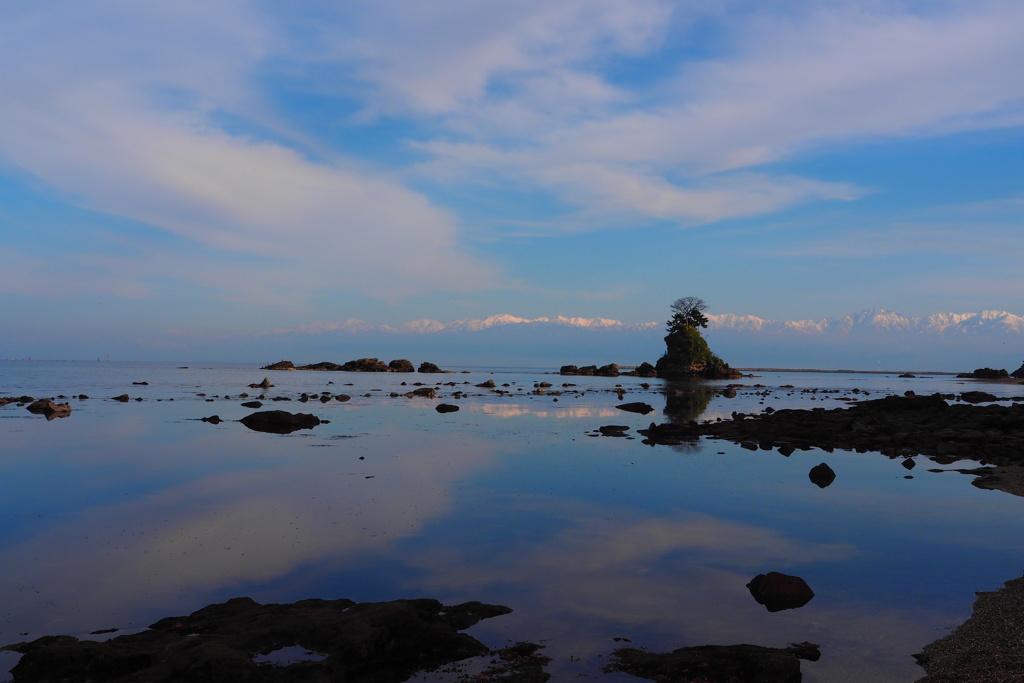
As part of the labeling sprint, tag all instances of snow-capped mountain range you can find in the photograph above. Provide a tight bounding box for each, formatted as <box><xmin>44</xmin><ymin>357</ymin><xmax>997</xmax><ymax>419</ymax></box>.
<box><xmin>277</xmin><ymin>309</ymin><xmax>1024</xmax><ymax>337</ymax></box>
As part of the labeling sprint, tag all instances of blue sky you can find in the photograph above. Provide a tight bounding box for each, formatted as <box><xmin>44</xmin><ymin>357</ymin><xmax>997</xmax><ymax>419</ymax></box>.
<box><xmin>2</xmin><ymin>0</ymin><xmax>1023</xmax><ymax>359</ymax></box>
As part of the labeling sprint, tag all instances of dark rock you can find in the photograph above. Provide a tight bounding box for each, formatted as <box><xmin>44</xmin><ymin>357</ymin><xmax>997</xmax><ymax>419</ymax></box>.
<box><xmin>240</xmin><ymin>401</ymin><xmax>262</xmax><ymax>409</ymax></box>
<box><xmin>436</xmin><ymin>404</ymin><xmax>460</xmax><ymax>413</ymax></box>
<box><xmin>957</xmin><ymin>367</ymin><xmax>1009</xmax><ymax>379</ymax></box>
<box><xmin>808</xmin><ymin>463</ymin><xmax>836</xmax><ymax>488</ymax></box>
<box><xmin>655</xmin><ymin>324</ymin><xmax>741</xmax><ymax>380</ymax></box>
<box><xmin>339</xmin><ymin>358</ymin><xmax>390</xmax><ymax>372</ymax></box>
<box><xmin>599</xmin><ymin>425</ymin><xmax>630</xmax><ymax>436</ymax></box>
<box><xmin>604</xmin><ymin>640</ymin><xmax>819</xmax><ymax>682</ymax></box>
<box><xmin>112</xmin><ymin>394</ymin><xmax>130</xmax><ymax>402</ymax></box>
<box><xmin>295</xmin><ymin>362</ymin><xmax>345</xmax><ymax>371</ymax></box>
<box><xmin>899</xmin><ymin>373</ymin><xmax>916</xmax><ymax>378</ymax></box>
<box><xmin>476</xmin><ymin>379</ymin><xmax>496</xmax><ymax>388</ymax></box>
<box><xmin>616</xmin><ymin>402</ymin><xmax>654</xmax><ymax>415</ymax></box>
<box><xmin>633</xmin><ymin>362</ymin><xmax>657</xmax><ymax>378</ymax></box>
<box><xmin>2</xmin><ymin>596</ymin><xmax>512</xmax><ymax>683</ymax></box>
<box><xmin>559</xmin><ymin>365</ymin><xmax>579</xmax><ymax>375</ymax></box>
<box><xmin>335</xmin><ymin>394</ymin><xmax>351</xmax><ymax>402</ymax></box>
<box><xmin>747</xmin><ymin>572</ymin><xmax>815</xmax><ymax>612</ymax></box>
<box><xmin>960</xmin><ymin>391</ymin><xmax>999</xmax><ymax>404</ymax></box>
<box><xmin>201</xmin><ymin>415</ymin><xmax>222</xmax><ymax>424</ymax></box>
<box><xmin>418</xmin><ymin>362</ymin><xmax>444</xmax><ymax>373</ymax></box>
<box><xmin>132</xmin><ymin>381</ymin><xmax>148</xmax><ymax>385</ymax></box>
<box><xmin>0</xmin><ymin>396</ymin><xmax>34</xmax><ymax>407</ymax></box>
<box><xmin>389</xmin><ymin>359</ymin><xmax>415</xmax><ymax>372</ymax></box>
<box><xmin>407</xmin><ymin>387</ymin><xmax>436</xmax><ymax>398</ymax></box>
<box><xmin>239</xmin><ymin>411</ymin><xmax>321</xmax><ymax>434</ymax></box>
<box><xmin>26</xmin><ymin>399</ymin><xmax>71</xmax><ymax>419</ymax></box>
<box><xmin>596</xmin><ymin>363</ymin><xmax>620</xmax><ymax>377</ymax></box>
<box><xmin>1012</xmin><ymin>362</ymin><xmax>1024</xmax><ymax>379</ymax></box>
<box><xmin>261</xmin><ymin>360</ymin><xmax>296</xmax><ymax>370</ymax></box>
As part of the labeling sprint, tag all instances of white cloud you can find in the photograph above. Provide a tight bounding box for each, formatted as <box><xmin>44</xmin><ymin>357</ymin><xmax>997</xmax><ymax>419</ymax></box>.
<box><xmin>0</xmin><ymin>1</ymin><xmax>499</xmax><ymax>305</ymax></box>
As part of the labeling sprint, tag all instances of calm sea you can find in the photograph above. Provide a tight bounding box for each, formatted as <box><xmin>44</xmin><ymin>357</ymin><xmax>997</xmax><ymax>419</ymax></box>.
<box><xmin>1</xmin><ymin>360</ymin><xmax>1023</xmax><ymax>682</ymax></box>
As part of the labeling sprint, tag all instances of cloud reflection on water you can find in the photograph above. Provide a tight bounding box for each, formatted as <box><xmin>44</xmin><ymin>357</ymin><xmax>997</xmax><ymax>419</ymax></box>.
<box><xmin>0</xmin><ymin>427</ymin><xmax>497</xmax><ymax>637</ymax></box>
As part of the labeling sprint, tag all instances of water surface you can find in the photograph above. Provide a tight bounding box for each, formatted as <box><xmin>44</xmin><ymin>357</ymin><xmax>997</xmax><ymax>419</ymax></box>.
<box><xmin>1</xmin><ymin>361</ymin><xmax>1023</xmax><ymax>681</ymax></box>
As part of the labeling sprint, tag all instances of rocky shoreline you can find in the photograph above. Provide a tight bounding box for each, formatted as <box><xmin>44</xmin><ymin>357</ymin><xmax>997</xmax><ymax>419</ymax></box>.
<box><xmin>638</xmin><ymin>392</ymin><xmax>1024</xmax><ymax>496</ymax></box>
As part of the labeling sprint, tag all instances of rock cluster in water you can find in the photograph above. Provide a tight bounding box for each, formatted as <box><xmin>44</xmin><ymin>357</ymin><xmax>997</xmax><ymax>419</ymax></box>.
<box><xmin>262</xmin><ymin>359</ymin><xmax>447</xmax><ymax>373</ymax></box>
<box><xmin>2</xmin><ymin>597</ymin><xmax>512</xmax><ymax>683</ymax></box>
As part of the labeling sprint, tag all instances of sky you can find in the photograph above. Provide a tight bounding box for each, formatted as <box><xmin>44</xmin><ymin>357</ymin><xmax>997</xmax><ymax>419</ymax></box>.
<box><xmin>1</xmin><ymin>0</ymin><xmax>1023</xmax><ymax>361</ymax></box>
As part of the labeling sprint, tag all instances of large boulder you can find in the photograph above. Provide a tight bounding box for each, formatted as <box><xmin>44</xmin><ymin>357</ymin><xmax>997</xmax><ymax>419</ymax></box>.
<box><xmin>418</xmin><ymin>362</ymin><xmax>444</xmax><ymax>373</ymax></box>
<box><xmin>239</xmin><ymin>410</ymin><xmax>321</xmax><ymax>434</ymax></box>
<box><xmin>633</xmin><ymin>362</ymin><xmax>657</xmax><ymax>378</ymax></box>
<box><xmin>389</xmin><ymin>359</ymin><xmax>415</xmax><ymax>372</ymax></box>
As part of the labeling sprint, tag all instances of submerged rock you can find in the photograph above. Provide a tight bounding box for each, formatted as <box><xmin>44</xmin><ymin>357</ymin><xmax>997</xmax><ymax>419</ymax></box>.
<box><xmin>2</xmin><ymin>596</ymin><xmax>513</xmax><ymax>683</ymax></box>
<box><xmin>616</xmin><ymin>402</ymin><xmax>654</xmax><ymax>415</ymax></box>
<box><xmin>239</xmin><ymin>410</ymin><xmax>321</xmax><ymax>434</ymax></box>
<box><xmin>605</xmin><ymin>641</ymin><xmax>819</xmax><ymax>682</ymax></box>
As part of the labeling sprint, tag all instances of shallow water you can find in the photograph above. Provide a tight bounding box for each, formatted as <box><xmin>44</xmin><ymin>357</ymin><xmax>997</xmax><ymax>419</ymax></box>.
<box><xmin>1</xmin><ymin>360</ymin><xmax>1023</xmax><ymax>681</ymax></box>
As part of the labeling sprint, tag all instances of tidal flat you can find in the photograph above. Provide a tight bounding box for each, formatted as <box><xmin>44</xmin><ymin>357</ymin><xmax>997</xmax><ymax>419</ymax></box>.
<box><xmin>1</xmin><ymin>360</ymin><xmax>1024</xmax><ymax>681</ymax></box>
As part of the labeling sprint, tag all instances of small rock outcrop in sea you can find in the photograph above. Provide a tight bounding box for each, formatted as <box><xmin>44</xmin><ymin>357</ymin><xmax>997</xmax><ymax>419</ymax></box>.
<box><xmin>1</xmin><ymin>596</ymin><xmax>513</xmax><ymax>683</ymax></box>
<box><xmin>1011</xmin><ymin>361</ymin><xmax>1024</xmax><ymax>379</ymax></box>
<box><xmin>25</xmin><ymin>399</ymin><xmax>71</xmax><ymax>420</ymax></box>
<box><xmin>747</xmin><ymin>572</ymin><xmax>815</xmax><ymax>612</ymax></box>
<box><xmin>261</xmin><ymin>360</ymin><xmax>295</xmax><ymax>370</ymax></box>
<box><xmin>956</xmin><ymin>367</ymin><xmax>1009</xmax><ymax>379</ymax></box>
<box><xmin>389</xmin><ymin>359</ymin><xmax>415</xmax><ymax>372</ymax></box>
<box><xmin>0</xmin><ymin>395</ymin><xmax>35</xmax><ymax>407</ymax></box>
<box><xmin>436</xmin><ymin>403</ymin><xmax>460</xmax><ymax>413</ymax></box>
<box><xmin>559</xmin><ymin>363</ymin><xmax>622</xmax><ymax>377</ymax></box>
<box><xmin>654</xmin><ymin>298</ymin><xmax>740</xmax><ymax>380</ymax></box>
<box><xmin>239</xmin><ymin>410</ymin><xmax>321</xmax><ymax>434</ymax></box>
<box><xmin>604</xmin><ymin>641</ymin><xmax>820</xmax><ymax>682</ymax></box>
<box><xmin>418</xmin><ymin>361</ymin><xmax>445</xmax><ymax>373</ymax></box>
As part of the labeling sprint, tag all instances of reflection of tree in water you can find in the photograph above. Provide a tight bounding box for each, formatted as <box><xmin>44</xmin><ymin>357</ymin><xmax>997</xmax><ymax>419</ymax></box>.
<box><xmin>663</xmin><ymin>383</ymin><xmax>716</xmax><ymax>423</ymax></box>
<box><xmin>660</xmin><ymin>382</ymin><xmax>716</xmax><ymax>453</ymax></box>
